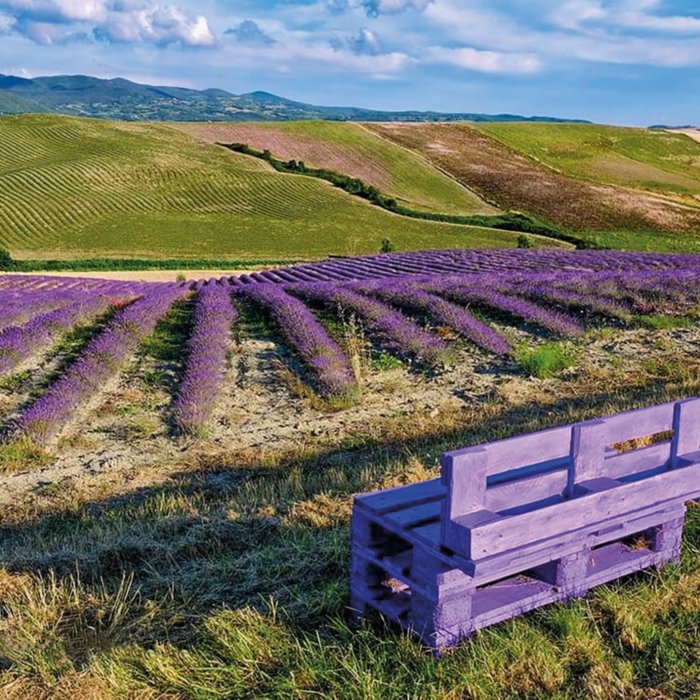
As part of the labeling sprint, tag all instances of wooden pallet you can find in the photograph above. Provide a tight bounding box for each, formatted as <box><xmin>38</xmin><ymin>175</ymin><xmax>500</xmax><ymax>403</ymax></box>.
<box><xmin>350</xmin><ymin>398</ymin><xmax>700</xmax><ymax>651</ymax></box>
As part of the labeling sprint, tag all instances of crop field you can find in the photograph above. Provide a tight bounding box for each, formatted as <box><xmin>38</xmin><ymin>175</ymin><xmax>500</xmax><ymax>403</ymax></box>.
<box><xmin>0</xmin><ymin>115</ymin><xmax>520</xmax><ymax>261</ymax></box>
<box><xmin>175</xmin><ymin>120</ymin><xmax>498</xmax><ymax>216</ymax></box>
<box><xmin>366</xmin><ymin>123</ymin><xmax>700</xmax><ymax>252</ymax></box>
<box><xmin>473</xmin><ymin>122</ymin><xmax>700</xmax><ymax>197</ymax></box>
<box><xmin>1</xmin><ymin>247</ymin><xmax>700</xmax><ymax>697</ymax></box>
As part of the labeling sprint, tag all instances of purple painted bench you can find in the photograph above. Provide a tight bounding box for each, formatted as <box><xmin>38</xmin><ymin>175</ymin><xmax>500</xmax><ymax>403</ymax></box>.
<box><xmin>350</xmin><ymin>398</ymin><xmax>700</xmax><ymax>650</ymax></box>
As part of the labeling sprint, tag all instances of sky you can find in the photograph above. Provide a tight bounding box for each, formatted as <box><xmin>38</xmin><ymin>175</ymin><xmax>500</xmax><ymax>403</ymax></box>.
<box><xmin>0</xmin><ymin>0</ymin><xmax>699</xmax><ymax>125</ymax></box>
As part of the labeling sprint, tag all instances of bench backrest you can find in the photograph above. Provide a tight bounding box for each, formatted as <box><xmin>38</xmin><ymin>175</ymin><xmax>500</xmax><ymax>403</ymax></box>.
<box><xmin>441</xmin><ymin>398</ymin><xmax>700</xmax><ymax>559</ymax></box>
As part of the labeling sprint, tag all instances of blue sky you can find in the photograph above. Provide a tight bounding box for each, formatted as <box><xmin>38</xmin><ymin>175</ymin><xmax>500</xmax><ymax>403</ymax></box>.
<box><xmin>0</xmin><ymin>0</ymin><xmax>699</xmax><ymax>124</ymax></box>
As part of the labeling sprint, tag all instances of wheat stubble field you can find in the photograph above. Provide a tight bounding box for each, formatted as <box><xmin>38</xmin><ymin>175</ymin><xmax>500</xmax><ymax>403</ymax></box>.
<box><xmin>2</xmin><ymin>116</ymin><xmax>700</xmax><ymax>699</ymax></box>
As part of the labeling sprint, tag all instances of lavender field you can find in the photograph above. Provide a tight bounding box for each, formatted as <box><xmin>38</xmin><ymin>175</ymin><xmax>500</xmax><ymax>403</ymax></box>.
<box><xmin>2</xmin><ymin>247</ymin><xmax>700</xmax><ymax>697</ymax></box>
<box><xmin>1</xmin><ymin>248</ymin><xmax>700</xmax><ymax>448</ymax></box>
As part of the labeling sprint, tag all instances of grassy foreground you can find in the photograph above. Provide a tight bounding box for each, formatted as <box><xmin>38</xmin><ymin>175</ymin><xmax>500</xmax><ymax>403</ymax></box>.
<box><xmin>1</xmin><ymin>342</ymin><xmax>699</xmax><ymax>698</ymax></box>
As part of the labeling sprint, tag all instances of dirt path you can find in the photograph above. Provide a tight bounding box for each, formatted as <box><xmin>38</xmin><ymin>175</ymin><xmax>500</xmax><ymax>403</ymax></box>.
<box><xmin>5</xmin><ymin>269</ymin><xmax>265</xmax><ymax>282</ymax></box>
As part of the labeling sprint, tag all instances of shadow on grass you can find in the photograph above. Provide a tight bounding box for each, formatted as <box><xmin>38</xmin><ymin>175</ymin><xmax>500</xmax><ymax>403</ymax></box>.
<box><xmin>1</xmin><ymin>378</ymin><xmax>700</xmax><ymax>696</ymax></box>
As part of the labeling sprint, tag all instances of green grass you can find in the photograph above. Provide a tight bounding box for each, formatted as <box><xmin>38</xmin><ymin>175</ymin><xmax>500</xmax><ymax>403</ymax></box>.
<box><xmin>634</xmin><ymin>315</ymin><xmax>694</xmax><ymax>330</ymax></box>
<box><xmin>516</xmin><ymin>341</ymin><xmax>577</xmax><ymax>378</ymax></box>
<box><xmin>2</xmin><ymin>362</ymin><xmax>700</xmax><ymax>696</ymax></box>
<box><xmin>473</xmin><ymin>122</ymin><xmax>700</xmax><ymax>197</ymax></box>
<box><xmin>176</xmin><ymin>119</ymin><xmax>498</xmax><ymax>216</ymax></box>
<box><xmin>0</xmin><ymin>114</ymin><xmax>541</xmax><ymax>261</ymax></box>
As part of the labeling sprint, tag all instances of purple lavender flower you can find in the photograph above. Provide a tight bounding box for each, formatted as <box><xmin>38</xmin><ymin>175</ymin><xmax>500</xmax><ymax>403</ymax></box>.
<box><xmin>423</xmin><ymin>278</ymin><xmax>584</xmax><ymax>336</ymax></box>
<box><xmin>173</xmin><ymin>283</ymin><xmax>237</xmax><ymax>434</ymax></box>
<box><xmin>0</xmin><ymin>295</ymin><xmax>115</xmax><ymax>375</ymax></box>
<box><xmin>242</xmin><ymin>283</ymin><xmax>357</xmax><ymax>398</ymax></box>
<box><xmin>360</xmin><ymin>281</ymin><xmax>510</xmax><ymax>354</ymax></box>
<box><xmin>15</xmin><ymin>285</ymin><xmax>186</xmax><ymax>443</ymax></box>
<box><xmin>293</xmin><ymin>283</ymin><xmax>449</xmax><ymax>366</ymax></box>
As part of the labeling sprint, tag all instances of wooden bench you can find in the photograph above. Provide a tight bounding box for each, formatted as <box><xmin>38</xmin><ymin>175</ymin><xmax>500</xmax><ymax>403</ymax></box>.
<box><xmin>350</xmin><ymin>398</ymin><xmax>700</xmax><ymax>651</ymax></box>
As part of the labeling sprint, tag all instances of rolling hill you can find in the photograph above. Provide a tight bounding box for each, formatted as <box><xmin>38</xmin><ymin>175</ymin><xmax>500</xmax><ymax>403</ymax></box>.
<box><xmin>472</xmin><ymin>122</ymin><xmax>700</xmax><ymax>198</ymax></box>
<box><xmin>175</xmin><ymin>120</ymin><xmax>498</xmax><ymax>216</ymax></box>
<box><xmin>365</xmin><ymin>122</ymin><xmax>700</xmax><ymax>252</ymax></box>
<box><xmin>0</xmin><ymin>73</ymin><xmax>589</xmax><ymax>124</ymax></box>
<box><xmin>0</xmin><ymin>114</ymin><xmax>537</xmax><ymax>261</ymax></box>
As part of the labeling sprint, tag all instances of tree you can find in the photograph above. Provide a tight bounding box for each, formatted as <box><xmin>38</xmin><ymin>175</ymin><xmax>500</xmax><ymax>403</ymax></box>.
<box><xmin>0</xmin><ymin>248</ymin><xmax>13</xmax><ymax>270</ymax></box>
<box><xmin>517</xmin><ymin>234</ymin><xmax>535</xmax><ymax>249</ymax></box>
<box><xmin>380</xmin><ymin>238</ymin><xmax>396</xmax><ymax>254</ymax></box>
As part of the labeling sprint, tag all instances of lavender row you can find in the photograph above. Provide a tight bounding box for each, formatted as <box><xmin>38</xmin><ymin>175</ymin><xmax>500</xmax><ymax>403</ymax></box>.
<box><xmin>0</xmin><ymin>289</ymin><xmax>83</xmax><ymax>332</ymax></box>
<box><xmin>173</xmin><ymin>283</ymin><xmax>238</xmax><ymax>434</ymax></box>
<box><xmin>242</xmin><ymin>284</ymin><xmax>357</xmax><ymax>398</ymax></box>
<box><xmin>293</xmin><ymin>284</ymin><xmax>449</xmax><ymax>366</ymax></box>
<box><xmin>420</xmin><ymin>279</ymin><xmax>584</xmax><ymax>336</ymax></box>
<box><xmin>15</xmin><ymin>286</ymin><xmax>186</xmax><ymax>443</ymax></box>
<box><xmin>357</xmin><ymin>281</ymin><xmax>510</xmax><ymax>355</ymax></box>
<box><xmin>0</xmin><ymin>295</ymin><xmax>116</xmax><ymax>376</ymax></box>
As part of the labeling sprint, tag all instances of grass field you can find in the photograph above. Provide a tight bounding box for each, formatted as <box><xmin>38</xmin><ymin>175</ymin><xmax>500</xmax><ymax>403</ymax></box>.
<box><xmin>0</xmin><ymin>115</ymin><xmax>524</xmax><ymax>261</ymax></box>
<box><xmin>175</xmin><ymin>120</ymin><xmax>498</xmax><ymax>216</ymax></box>
<box><xmin>367</xmin><ymin>123</ymin><xmax>700</xmax><ymax>253</ymax></box>
<box><xmin>473</xmin><ymin>122</ymin><xmax>700</xmax><ymax>197</ymax></box>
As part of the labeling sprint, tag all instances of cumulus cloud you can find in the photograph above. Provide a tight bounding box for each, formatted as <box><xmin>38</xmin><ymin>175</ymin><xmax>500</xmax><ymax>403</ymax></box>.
<box><xmin>325</xmin><ymin>0</ymin><xmax>431</xmax><ymax>17</ymax></box>
<box><xmin>551</xmin><ymin>0</ymin><xmax>700</xmax><ymax>32</ymax></box>
<box><xmin>331</xmin><ymin>27</ymin><xmax>381</xmax><ymax>55</ymax></box>
<box><xmin>225</xmin><ymin>19</ymin><xmax>275</xmax><ymax>46</ymax></box>
<box><xmin>423</xmin><ymin>0</ymin><xmax>700</xmax><ymax>69</ymax></box>
<box><xmin>0</xmin><ymin>0</ymin><xmax>215</xmax><ymax>46</ymax></box>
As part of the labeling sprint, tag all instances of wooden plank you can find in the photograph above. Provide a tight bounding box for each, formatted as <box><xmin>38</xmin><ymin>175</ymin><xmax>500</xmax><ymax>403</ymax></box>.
<box><xmin>599</xmin><ymin>402</ymin><xmax>674</xmax><ymax>444</ymax></box>
<box><xmin>569</xmin><ymin>419</ymin><xmax>608</xmax><ymax>495</ymax></box>
<box><xmin>461</xmin><ymin>461</ymin><xmax>700</xmax><ymax>558</ymax></box>
<box><xmin>672</xmin><ymin>398</ymin><xmax>700</xmax><ymax>465</ymax></box>
<box><xmin>604</xmin><ymin>442</ymin><xmax>671</xmax><ymax>478</ymax></box>
<box><xmin>386</xmin><ymin>500</ymin><xmax>442</xmax><ymax>529</ymax></box>
<box><xmin>355</xmin><ymin>478</ymin><xmax>444</xmax><ymax>515</ymax></box>
<box><xmin>442</xmin><ymin>425</ymin><xmax>572</xmax><ymax>478</ymax></box>
<box><xmin>441</xmin><ymin>447</ymin><xmax>488</xmax><ymax>519</ymax></box>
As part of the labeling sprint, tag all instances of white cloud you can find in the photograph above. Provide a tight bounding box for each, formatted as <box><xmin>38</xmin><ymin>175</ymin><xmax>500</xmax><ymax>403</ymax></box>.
<box><xmin>427</xmin><ymin>46</ymin><xmax>541</xmax><ymax>74</ymax></box>
<box><xmin>225</xmin><ymin>19</ymin><xmax>275</xmax><ymax>46</ymax></box>
<box><xmin>0</xmin><ymin>0</ymin><xmax>215</xmax><ymax>46</ymax></box>
<box><xmin>422</xmin><ymin>0</ymin><xmax>700</xmax><ymax>70</ymax></box>
<box><xmin>331</xmin><ymin>27</ymin><xmax>382</xmax><ymax>55</ymax></box>
<box><xmin>551</xmin><ymin>0</ymin><xmax>700</xmax><ymax>32</ymax></box>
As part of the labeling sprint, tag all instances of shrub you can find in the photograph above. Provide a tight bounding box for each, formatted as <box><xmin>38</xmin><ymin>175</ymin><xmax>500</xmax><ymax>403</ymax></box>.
<box><xmin>516</xmin><ymin>342</ymin><xmax>576</xmax><ymax>378</ymax></box>
<box><xmin>0</xmin><ymin>248</ymin><xmax>14</xmax><ymax>270</ymax></box>
<box><xmin>517</xmin><ymin>234</ymin><xmax>535</xmax><ymax>248</ymax></box>
<box><xmin>380</xmin><ymin>238</ymin><xmax>396</xmax><ymax>254</ymax></box>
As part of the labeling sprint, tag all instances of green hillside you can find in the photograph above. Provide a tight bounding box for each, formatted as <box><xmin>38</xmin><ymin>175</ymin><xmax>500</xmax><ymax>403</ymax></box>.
<box><xmin>0</xmin><ymin>114</ymin><xmax>539</xmax><ymax>261</ymax></box>
<box><xmin>368</xmin><ymin>122</ymin><xmax>700</xmax><ymax>253</ymax></box>
<box><xmin>0</xmin><ymin>89</ymin><xmax>48</xmax><ymax>115</ymax></box>
<box><xmin>176</xmin><ymin>120</ymin><xmax>498</xmax><ymax>216</ymax></box>
<box><xmin>472</xmin><ymin>122</ymin><xmax>700</xmax><ymax>197</ymax></box>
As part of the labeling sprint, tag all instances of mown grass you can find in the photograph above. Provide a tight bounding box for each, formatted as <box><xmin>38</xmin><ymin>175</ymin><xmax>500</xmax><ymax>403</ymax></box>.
<box><xmin>0</xmin><ymin>114</ymin><xmax>542</xmax><ymax>261</ymax></box>
<box><xmin>1</xmin><ymin>353</ymin><xmax>700</xmax><ymax>697</ymax></box>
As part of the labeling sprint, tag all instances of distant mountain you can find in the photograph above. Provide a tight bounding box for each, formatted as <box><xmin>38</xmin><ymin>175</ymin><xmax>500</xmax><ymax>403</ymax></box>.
<box><xmin>0</xmin><ymin>88</ymin><xmax>50</xmax><ymax>114</ymax></box>
<box><xmin>0</xmin><ymin>73</ymin><xmax>590</xmax><ymax>124</ymax></box>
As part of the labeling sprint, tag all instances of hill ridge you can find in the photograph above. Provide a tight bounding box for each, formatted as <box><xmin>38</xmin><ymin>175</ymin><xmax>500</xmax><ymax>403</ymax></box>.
<box><xmin>0</xmin><ymin>72</ymin><xmax>591</xmax><ymax>124</ymax></box>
